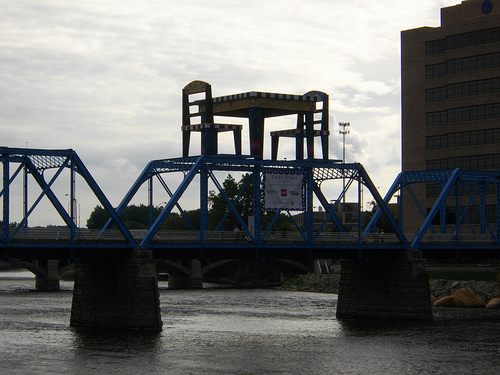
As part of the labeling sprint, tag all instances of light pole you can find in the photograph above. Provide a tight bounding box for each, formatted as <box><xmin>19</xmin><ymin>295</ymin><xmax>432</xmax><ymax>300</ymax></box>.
<box><xmin>339</xmin><ymin>122</ymin><xmax>350</xmax><ymax>205</ymax></box>
<box><xmin>65</xmin><ymin>194</ymin><xmax>80</xmax><ymax>228</ymax></box>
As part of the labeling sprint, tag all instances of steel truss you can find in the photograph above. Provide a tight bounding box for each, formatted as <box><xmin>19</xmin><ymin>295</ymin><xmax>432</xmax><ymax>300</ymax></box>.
<box><xmin>107</xmin><ymin>154</ymin><xmax>405</xmax><ymax>250</ymax></box>
<box><xmin>2</xmin><ymin>148</ymin><xmax>498</xmax><ymax>258</ymax></box>
<box><xmin>366</xmin><ymin>168</ymin><xmax>500</xmax><ymax>249</ymax></box>
<box><xmin>0</xmin><ymin>147</ymin><xmax>136</xmax><ymax>247</ymax></box>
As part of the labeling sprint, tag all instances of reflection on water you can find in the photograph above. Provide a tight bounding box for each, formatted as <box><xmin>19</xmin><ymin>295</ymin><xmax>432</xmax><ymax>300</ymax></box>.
<box><xmin>0</xmin><ymin>270</ymin><xmax>499</xmax><ymax>374</ymax></box>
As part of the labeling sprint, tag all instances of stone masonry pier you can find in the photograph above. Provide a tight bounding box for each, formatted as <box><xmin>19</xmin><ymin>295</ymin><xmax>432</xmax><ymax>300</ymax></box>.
<box><xmin>70</xmin><ymin>250</ymin><xmax>162</xmax><ymax>331</ymax></box>
<box><xmin>337</xmin><ymin>250</ymin><xmax>432</xmax><ymax>320</ymax></box>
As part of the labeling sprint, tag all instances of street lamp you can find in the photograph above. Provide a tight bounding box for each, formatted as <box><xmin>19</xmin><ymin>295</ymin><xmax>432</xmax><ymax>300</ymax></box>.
<box><xmin>339</xmin><ymin>122</ymin><xmax>350</xmax><ymax>205</ymax></box>
<box><xmin>65</xmin><ymin>194</ymin><xmax>80</xmax><ymax>228</ymax></box>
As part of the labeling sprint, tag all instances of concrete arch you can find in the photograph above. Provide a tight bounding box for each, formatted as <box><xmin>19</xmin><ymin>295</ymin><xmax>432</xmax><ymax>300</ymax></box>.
<box><xmin>201</xmin><ymin>259</ymin><xmax>311</xmax><ymax>279</ymax></box>
<box><xmin>155</xmin><ymin>260</ymin><xmax>191</xmax><ymax>277</ymax></box>
<box><xmin>10</xmin><ymin>260</ymin><xmax>47</xmax><ymax>278</ymax></box>
<box><xmin>9</xmin><ymin>259</ymin><xmax>61</xmax><ymax>291</ymax></box>
<box><xmin>201</xmin><ymin>259</ymin><xmax>237</xmax><ymax>277</ymax></box>
<box><xmin>267</xmin><ymin>259</ymin><xmax>312</xmax><ymax>276</ymax></box>
<box><xmin>59</xmin><ymin>262</ymin><xmax>75</xmax><ymax>278</ymax></box>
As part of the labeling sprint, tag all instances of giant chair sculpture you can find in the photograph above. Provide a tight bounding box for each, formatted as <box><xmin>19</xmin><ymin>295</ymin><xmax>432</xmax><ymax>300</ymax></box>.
<box><xmin>181</xmin><ymin>81</ymin><xmax>242</xmax><ymax>157</ymax></box>
<box><xmin>270</xmin><ymin>91</ymin><xmax>329</xmax><ymax>160</ymax></box>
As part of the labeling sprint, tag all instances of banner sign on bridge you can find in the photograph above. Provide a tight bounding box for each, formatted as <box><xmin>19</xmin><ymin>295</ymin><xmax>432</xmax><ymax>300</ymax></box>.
<box><xmin>264</xmin><ymin>172</ymin><xmax>304</xmax><ymax>211</ymax></box>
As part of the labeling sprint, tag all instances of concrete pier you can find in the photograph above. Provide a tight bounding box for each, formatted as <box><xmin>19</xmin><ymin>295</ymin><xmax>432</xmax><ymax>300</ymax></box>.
<box><xmin>336</xmin><ymin>250</ymin><xmax>432</xmax><ymax>320</ymax></box>
<box><xmin>167</xmin><ymin>259</ymin><xmax>203</xmax><ymax>289</ymax></box>
<box><xmin>34</xmin><ymin>259</ymin><xmax>60</xmax><ymax>291</ymax></box>
<box><xmin>70</xmin><ymin>250</ymin><xmax>162</xmax><ymax>331</ymax></box>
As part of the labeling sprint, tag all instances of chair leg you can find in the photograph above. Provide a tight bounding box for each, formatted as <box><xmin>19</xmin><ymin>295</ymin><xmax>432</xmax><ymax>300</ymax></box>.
<box><xmin>321</xmin><ymin>134</ymin><xmax>329</xmax><ymax>160</ymax></box>
<box><xmin>234</xmin><ymin>129</ymin><xmax>242</xmax><ymax>156</ymax></box>
<box><xmin>271</xmin><ymin>135</ymin><xmax>279</xmax><ymax>160</ymax></box>
<box><xmin>183</xmin><ymin>131</ymin><xmax>191</xmax><ymax>158</ymax></box>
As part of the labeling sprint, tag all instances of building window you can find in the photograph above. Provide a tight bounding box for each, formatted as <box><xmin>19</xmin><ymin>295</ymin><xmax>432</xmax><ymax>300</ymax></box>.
<box><xmin>427</xmin><ymin>103</ymin><xmax>500</xmax><ymax>126</ymax></box>
<box><xmin>426</xmin><ymin>182</ymin><xmax>497</xmax><ymax>199</ymax></box>
<box><xmin>426</xmin><ymin>86</ymin><xmax>447</xmax><ymax>102</ymax></box>
<box><xmin>448</xmin><ymin>103</ymin><xmax>500</xmax><ymax>123</ymax></box>
<box><xmin>426</xmin><ymin>52</ymin><xmax>500</xmax><ymax>78</ymax></box>
<box><xmin>425</xmin><ymin>39</ymin><xmax>447</xmax><ymax>55</ymax></box>
<box><xmin>426</xmin><ymin>205</ymin><xmax>496</xmax><ymax>225</ymax></box>
<box><xmin>427</xmin><ymin>78</ymin><xmax>500</xmax><ymax>103</ymax></box>
<box><xmin>426</xmin><ymin>27</ymin><xmax>500</xmax><ymax>55</ymax></box>
<box><xmin>426</xmin><ymin>63</ymin><xmax>447</xmax><ymax>79</ymax></box>
<box><xmin>447</xmin><ymin>52</ymin><xmax>500</xmax><ymax>75</ymax></box>
<box><xmin>447</xmin><ymin>77</ymin><xmax>500</xmax><ymax>99</ymax></box>
<box><xmin>426</xmin><ymin>183</ymin><xmax>442</xmax><ymax>198</ymax></box>
<box><xmin>426</xmin><ymin>134</ymin><xmax>448</xmax><ymax>150</ymax></box>
<box><xmin>426</xmin><ymin>111</ymin><xmax>448</xmax><ymax>127</ymax></box>
<box><xmin>426</xmin><ymin>153</ymin><xmax>500</xmax><ymax>170</ymax></box>
<box><xmin>446</xmin><ymin>27</ymin><xmax>500</xmax><ymax>50</ymax></box>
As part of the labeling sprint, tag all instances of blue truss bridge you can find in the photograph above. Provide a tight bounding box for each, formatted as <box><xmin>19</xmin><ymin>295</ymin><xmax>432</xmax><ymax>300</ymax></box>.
<box><xmin>1</xmin><ymin>147</ymin><xmax>499</xmax><ymax>262</ymax></box>
<box><xmin>4</xmin><ymin>81</ymin><xmax>498</xmax><ymax>328</ymax></box>
<box><xmin>2</xmin><ymin>81</ymin><xmax>500</xmax><ymax>262</ymax></box>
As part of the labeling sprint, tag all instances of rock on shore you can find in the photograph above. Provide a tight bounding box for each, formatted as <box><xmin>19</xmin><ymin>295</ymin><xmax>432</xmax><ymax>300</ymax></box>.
<box><xmin>280</xmin><ymin>273</ymin><xmax>499</xmax><ymax>305</ymax></box>
<box><xmin>429</xmin><ymin>279</ymin><xmax>498</xmax><ymax>304</ymax></box>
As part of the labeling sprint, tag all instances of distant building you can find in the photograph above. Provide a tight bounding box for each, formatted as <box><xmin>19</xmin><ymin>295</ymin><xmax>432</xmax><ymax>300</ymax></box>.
<box><xmin>401</xmin><ymin>0</ymin><xmax>500</xmax><ymax>232</ymax></box>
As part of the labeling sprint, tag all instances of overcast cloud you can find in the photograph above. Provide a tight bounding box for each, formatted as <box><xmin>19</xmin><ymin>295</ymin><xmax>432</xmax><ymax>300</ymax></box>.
<box><xmin>1</xmin><ymin>0</ymin><xmax>461</xmax><ymax>226</ymax></box>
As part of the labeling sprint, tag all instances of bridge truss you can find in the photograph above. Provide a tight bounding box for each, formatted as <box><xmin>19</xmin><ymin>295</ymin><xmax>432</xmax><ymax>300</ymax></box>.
<box><xmin>368</xmin><ymin>168</ymin><xmax>500</xmax><ymax>254</ymax></box>
<box><xmin>1</xmin><ymin>147</ymin><xmax>499</xmax><ymax>260</ymax></box>
<box><xmin>102</xmin><ymin>154</ymin><xmax>403</xmax><ymax>253</ymax></box>
<box><xmin>0</xmin><ymin>147</ymin><xmax>136</xmax><ymax>249</ymax></box>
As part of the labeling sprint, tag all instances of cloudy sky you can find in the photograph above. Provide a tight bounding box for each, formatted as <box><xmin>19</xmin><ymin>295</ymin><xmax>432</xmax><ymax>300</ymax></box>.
<box><xmin>1</xmin><ymin>0</ymin><xmax>462</xmax><ymax>226</ymax></box>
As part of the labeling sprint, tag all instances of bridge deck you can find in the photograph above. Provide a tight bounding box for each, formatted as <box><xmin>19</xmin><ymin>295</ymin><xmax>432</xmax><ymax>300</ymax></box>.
<box><xmin>2</xmin><ymin>228</ymin><xmax>498</xmax><ymax>261</ymax></box>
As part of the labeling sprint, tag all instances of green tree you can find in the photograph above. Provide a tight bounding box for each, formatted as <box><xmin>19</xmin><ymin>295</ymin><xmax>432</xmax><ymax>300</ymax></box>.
<box><xmin>363</xmin><ymin>200</ymin><xmax>398</xmax><ymax>233</ymax></box>
<box><xmin>86</xmin><ymin>204</ymin><xmax>162</xmax><ymax>229</ymax></box>
<box><xmin>209</xmin><ymin>173</ymin><xmax>254</xmax><ymax>230</ymax></box>
<box><xmin>208</xmin><ymin>173</ymin><xmax>292</xmax><ymax>232</ymax></box>
<box><xmin>86</xmin><ymin>205</ymin><xmax>109</xmax><ymax>229</ymax></box>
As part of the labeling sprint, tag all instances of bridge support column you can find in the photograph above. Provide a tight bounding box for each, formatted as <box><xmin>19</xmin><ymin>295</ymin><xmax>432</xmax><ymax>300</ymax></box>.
<box><xmin>336</xmin><ymin>250</ymin><xmax>432</xmax><ymax>320</ymax></box>
<box><xmin>168</xmin><ymin>259</ymin><xmax>203</xmax><ymax>289</ymax></box>
<box><xmin>70</xmin><ymin>250</ymin><xmax>162</xmax><ymax>331</ymax></box>
<box><xmin>35</xmin><ymin>260</ymin><xmax>60</xmax><ymax>291</ymax></box>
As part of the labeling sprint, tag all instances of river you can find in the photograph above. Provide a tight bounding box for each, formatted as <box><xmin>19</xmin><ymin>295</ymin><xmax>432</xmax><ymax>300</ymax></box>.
<box><xmin>0</xmin><ymin>269</ymin><xmax>499</xmax><ymax>374</ymax></box>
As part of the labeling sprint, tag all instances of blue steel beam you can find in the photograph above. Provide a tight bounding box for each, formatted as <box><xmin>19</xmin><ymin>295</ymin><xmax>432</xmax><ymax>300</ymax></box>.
<box><xmin>101</xmin><ymin>156</ymin><xmax>204</xmax><ymax>232</ymax></box>
<box><xmin>207</xmin><ymin>168</ymin><xmax>252</xmax><ymax>240</ymax></box>
<box><xmin>101</xmin><ymin>161</ymin><xmax>155</xmax><ymax>232</ymax></box>
<box><xmin>214</xmin><ymin>174</ymin><xmax>252</xmax><ymax>233</ymax></box>
<box><xmin>2</xmin><ymin>155</ymin><xmax>9</xmax><ymax>239</ymax></box>
<box><xmin>69</xmin><ymin>152</ymin><xmax>137</xmax><ymax>247</ymax></box>
<box><xmin>140</xmin><ymin>156</ymin><xmax>204</xmax><ymax>248</ymax></box>
<box><xmin>3</xmin><ymin>147</ymin><xmax>498</xmax><ymax>254</ymax></box>
<box><xmin>357</xmin><ymin>164</ymin><xmax>409</xmax><ymax>247</ymax></box>
<box><xmin>154</xmin><ymin>174</ymin><xmax>195</xmax><ymax>231</ymax></box>
<box><xmin>412</xmin><ymin>169</ymin><xmax>460</xmax><ymax>248</ymax></box>
<box><xmin>4</xmin><ymin>156</ymin><xmax>74</xmax><ymax>242</ymax></box>
<box><xmin>14</xmin><ymin>158</ymin><xmax>74</xmax><ymax>232</ymax></box>
<box><xmin>312</xmin><ymin>182</ymin><xmax>347</xmax><ymax>233</ymax></box>
<box><xmin>0</xmin><ymin>147</ymin><xmax>137</xmax><ymax>247</ymax></box>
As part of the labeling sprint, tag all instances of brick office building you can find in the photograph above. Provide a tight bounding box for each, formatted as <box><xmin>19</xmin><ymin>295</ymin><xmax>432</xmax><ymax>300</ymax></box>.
<box><xmin>401</xmin><ymin>0</ymin><xmax>500</xmax><ymax>232</ymax></box>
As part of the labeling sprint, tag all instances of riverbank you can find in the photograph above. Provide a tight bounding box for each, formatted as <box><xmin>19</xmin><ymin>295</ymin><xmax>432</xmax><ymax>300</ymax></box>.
<box><xmin>279</xmin><ymin>273</ymin><xmax>500</xmax><ymax>305</ymax></box>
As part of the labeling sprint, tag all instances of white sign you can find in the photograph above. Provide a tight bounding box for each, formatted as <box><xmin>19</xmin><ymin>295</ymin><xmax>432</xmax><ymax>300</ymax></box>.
<box><xmin>264</xmin><ymin>173</ymin><xmax>304</xmax><ymax>211</ymax></box>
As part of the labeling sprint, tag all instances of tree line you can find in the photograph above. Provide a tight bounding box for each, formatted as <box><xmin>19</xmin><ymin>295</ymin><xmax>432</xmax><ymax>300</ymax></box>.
<box><xmin>85</xmin><ymin>174</ymin><xmax>398</xmax><ymax>233</ymax></box>
<box><xmin>86</xmin><ymin>173</ymin><xmax>292</xmax><ymax>231</ymax></box>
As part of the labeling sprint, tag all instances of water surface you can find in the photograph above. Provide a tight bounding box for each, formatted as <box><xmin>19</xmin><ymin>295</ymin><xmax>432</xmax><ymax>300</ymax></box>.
<box><xmin>0</xmin><ymin>270</ymin><xmax>498</xmax><ymax>374</ymax></box>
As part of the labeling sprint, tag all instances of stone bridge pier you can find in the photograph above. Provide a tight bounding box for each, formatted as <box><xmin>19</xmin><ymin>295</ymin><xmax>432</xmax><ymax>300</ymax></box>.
<box><xmin>34</xmin><ymin>259</ymin><xmax>61</xmax><ymax>291</ymax></box>
<box><xmin>70</xmin><ymin>250</ymin><xmax>162</xmax><ymax>331</ymax></box>
<box><xmin>336</xmin><ymin>250</ymin><xmax>432</xmax><ymax>320</ymax></box>
<box><xmin>9</xmin><ymin>259</ymin><xmax>63</xmax><ymax>292</ymax></box>
<box><xmin>167</xmin><ymin>259</ymin><xmax>203</xmax><ymax>289</ymax></box>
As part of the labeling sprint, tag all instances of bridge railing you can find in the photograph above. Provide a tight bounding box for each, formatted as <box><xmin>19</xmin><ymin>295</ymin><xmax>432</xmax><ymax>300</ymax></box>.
<box><xmin>419</xmin><ymin>232</ymin><xmax>497</xmax><ymax>245</ymax></box>
<box><xmin>3</xmin><ymin>228</ymin><xmax>496</xmax><ymax>247</ymax></box>
<box><xmin>7</xmin><ymin>228</ymin><xmax>130</xmax><ymax>243</ymax></box>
